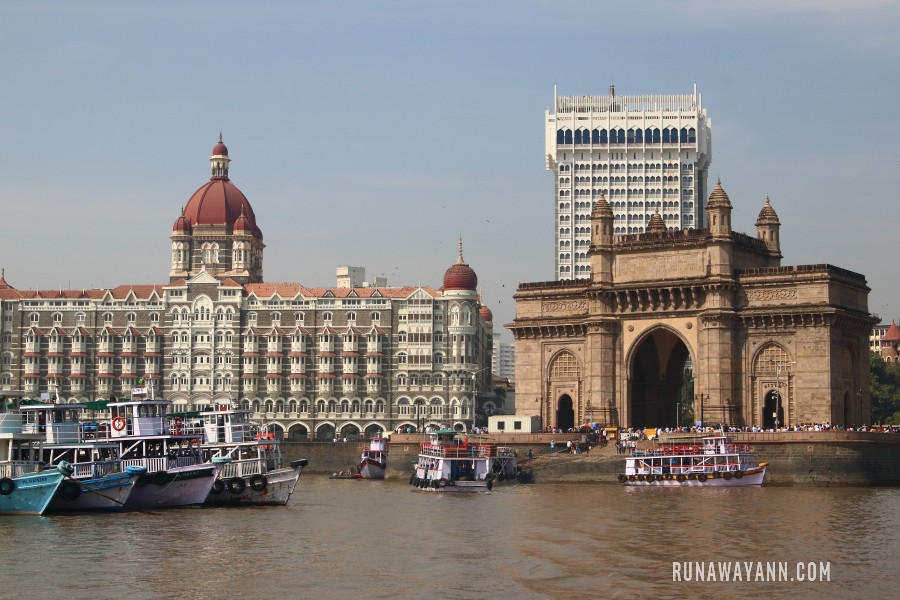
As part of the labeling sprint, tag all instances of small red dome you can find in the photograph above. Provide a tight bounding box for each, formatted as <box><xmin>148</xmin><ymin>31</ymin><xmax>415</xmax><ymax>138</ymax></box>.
<box><xmin>212</xmin><ymin>135</ymin><xmax>228</xmax><ymax>156</ymax></box>
<box><xmin>234</xmin><ymin>211</ymin><xmax>251</xmax><ymax>233</ymax></box>
<box><xmin>479</xmin><ymin>305</ymin><xmax>493</xmax><ymax>322</ymax></box>
<box><xmin>172</xmin><ymin>213</ymin><xmax>192</xmax><ymax>234</ymax></box>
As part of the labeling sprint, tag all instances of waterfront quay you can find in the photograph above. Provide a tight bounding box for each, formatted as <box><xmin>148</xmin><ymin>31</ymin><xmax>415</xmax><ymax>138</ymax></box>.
<box><xmin>279</xmin><ymin>431</ymin><xmax>900</xmax><ymax>486</ymax></box>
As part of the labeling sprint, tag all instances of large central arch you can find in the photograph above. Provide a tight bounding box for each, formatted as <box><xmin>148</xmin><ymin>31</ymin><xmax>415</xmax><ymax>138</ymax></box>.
<box><xmin>630</xmin><ymin>328</ymin><xmax>692</xmax><ymax>428</ymax></box>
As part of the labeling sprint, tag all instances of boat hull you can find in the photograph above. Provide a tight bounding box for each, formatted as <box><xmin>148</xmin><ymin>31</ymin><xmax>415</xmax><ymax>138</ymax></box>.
<box><xmin>620</xmin><ymin>466</ymin><xmax>766</xmax><ymax>487</ymax></box>
<box><xmin>413</xmin><ymin>479</ymin><xmax>492</xmax><ymax>493</ymax></box>
<box><xmin>48</xmin><ymin>472</ymin><xmax>136</xmax><ymax>512</ymax></box>
<box><xmin>205</xmin><ymin>467</ymin><xmax>302</xmax><ymax>506</ymax></box>
<box><xmin>127</xmin><ymin>464</ymin><xmax>217</xmax><ymax>509</ymax></box>
<box><xmin>0</xmin><ymin>470</ymin><xmax>66</xmax><ymax>516</ymax></box>
<box><xmin>358</xmin><ymin>458</ymin><xmax>386</xmax><ymax>480</ymax></box>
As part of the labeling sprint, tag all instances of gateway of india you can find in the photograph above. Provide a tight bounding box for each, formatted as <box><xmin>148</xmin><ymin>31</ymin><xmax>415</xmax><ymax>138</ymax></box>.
<box><xmin>507</xmin><ymin>183</ymin><xmax>874</xmax><ymax>430</ymax></box>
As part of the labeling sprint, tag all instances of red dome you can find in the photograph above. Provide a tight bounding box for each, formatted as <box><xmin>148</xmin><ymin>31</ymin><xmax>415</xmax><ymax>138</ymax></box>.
<box><xmin>233</xmin><ymin>211</ymin><xmax>251</xmax><ymax>233</ymax></box>
<box><xmin>212</xmin><ymin>141</ymin><xmax>228</xmax><ymax>156</ymax></box>
<box><xmin>479</xmin><ymin>305</ymin><xmax>493</xmax><ymax>322</ymax></box>
<box><xmin>172</xmin><ymin>213</ymin><xmax>192</xmax><ymax>234</ymax></box>
<box><xmin>183</xmin><ymin>179</ymin><xmax>262</xmax><ymax>239</ymax></box>
<box><xmin>443</xmin><ymin>262</ymin><xmax>477</xmax><ymax>291</ymax></box>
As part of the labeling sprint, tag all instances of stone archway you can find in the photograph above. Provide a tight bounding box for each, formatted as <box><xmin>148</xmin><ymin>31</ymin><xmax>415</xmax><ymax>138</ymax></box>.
<box><xmin>557</xmin><ymin>394</ymin><xmax>575</xmax><ymax>431</ymax></box>
<box><xmin>630</xmin><ymin>328</ymin><xmax>691</xmax><ymax>428</ymax></box>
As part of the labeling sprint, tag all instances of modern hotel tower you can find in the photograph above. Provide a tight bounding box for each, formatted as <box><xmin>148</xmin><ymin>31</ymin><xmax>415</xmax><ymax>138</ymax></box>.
<box><xmin>546</xmin><ymin>84</ymin><xmax>712</xmax><ymax>280</ymax></box>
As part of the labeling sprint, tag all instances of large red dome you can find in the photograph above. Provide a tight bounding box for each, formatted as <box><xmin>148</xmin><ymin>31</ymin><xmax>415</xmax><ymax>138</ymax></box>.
<box><xmin>479</xmin><ymin>305</ymin><xmax>493</xmax><ymax>322</ymax></box>
<box><xmin>183</xmin><ymin>179</ymin><xmax>262</xmax><ymax>238</ymax></box>
<box><xmin>443</xmin><ymin>241</ymin><xmax>478</xmax><ymax>291</ymax></box>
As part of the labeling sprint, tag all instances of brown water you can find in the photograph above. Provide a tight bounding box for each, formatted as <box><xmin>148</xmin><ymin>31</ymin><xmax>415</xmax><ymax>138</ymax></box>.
<box><xmin>0</xmin><ymin>477</ymin><xmax>898</xmax><ymax>599</ymax></box>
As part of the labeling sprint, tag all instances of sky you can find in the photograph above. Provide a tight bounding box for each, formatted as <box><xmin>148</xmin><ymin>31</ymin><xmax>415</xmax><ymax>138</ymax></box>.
<box><xmin>2</xmin><ymin>1</ymin><xmax>899</xmax><ymax>342</ymax></box>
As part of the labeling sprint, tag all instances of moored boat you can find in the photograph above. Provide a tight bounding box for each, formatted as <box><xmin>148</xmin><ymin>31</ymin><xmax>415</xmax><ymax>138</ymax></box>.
<box><xmin>618</xmin><ymin>434</ymin><xmax>767</xmax><ymax>487</ymax></box>
<box><xmin>410</xmin><ymin>430</ymin><xmax>515</xmax><ymax>493</ymax></box>
<box><xmin>110</xmin><ymin>385</ymin><xmax>216</xmax><ymax>509</ymax></box>
<box><xmin>20</xmin><ymin>401</ymin><xmax>141</xmax><ymax>511</ymax></box>
<box><xmin>0</xmin><ymin>394</ymin><xmax>72</xmax><ymax>515</ymax></box>
<box><xmin>358</xmin><ymin>437</ymin><xmax>388</xmax><ymax>480</ymax></box>
<box><xmin>196</xmin><ymin>400</ymin><xmax>308</xmax><ymax>506</ymax></box>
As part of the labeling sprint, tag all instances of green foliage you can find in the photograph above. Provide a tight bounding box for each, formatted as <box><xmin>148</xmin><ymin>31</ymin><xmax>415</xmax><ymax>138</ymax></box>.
<box><xmin>870</xmin><ymin>353</ymin><xmax>900</xmax><ymax>424</ymax></box>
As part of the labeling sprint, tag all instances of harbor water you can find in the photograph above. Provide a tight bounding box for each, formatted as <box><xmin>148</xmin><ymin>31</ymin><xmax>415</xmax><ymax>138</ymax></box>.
<box><xmin>1</xmin><ymin>477</ymin><xmax>899</xmax><ymax>599</ymax></box>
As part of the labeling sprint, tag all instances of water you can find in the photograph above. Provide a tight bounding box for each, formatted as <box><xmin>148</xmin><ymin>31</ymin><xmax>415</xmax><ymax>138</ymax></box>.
<box><xmin>1</xmin><ymin>478</ymin><xmax>899</xmax><ymax>600</ymax></box>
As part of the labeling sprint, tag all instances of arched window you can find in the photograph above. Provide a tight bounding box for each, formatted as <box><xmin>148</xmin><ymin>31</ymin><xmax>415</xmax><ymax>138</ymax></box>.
<box><xmin>599</xmin><ymin>129</ymin><xmax>608</xmax><ymax>144</ymax></box>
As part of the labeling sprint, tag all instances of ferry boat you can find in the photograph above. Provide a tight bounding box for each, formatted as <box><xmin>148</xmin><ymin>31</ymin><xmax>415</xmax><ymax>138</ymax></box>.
<box><xmin>0</xmin><ymin>396</ymin><xmax>72</xmax><ymax>515</ymax></box>
<box><xmin>619</xmin><ymin>435</ymin><xmax>767</xmax><ymax>487</ymax></box>
<box><xmin>109</xmin><ymin>385</ymin><xmax>217</xmax><ymax>509</ymax></box>
<box><xmin>358</xmin><ymin>437</ymin><xmax>388</xmax><ymax>480</ymax></box>
<box><xmin>20</xmin><ymin>400</ymin><xmax>143</xmax><ymax>511</ymax></box>
<box><xmin>410</xmin><ymin>430</ymin><xmax>518</xmax><ymax>492</ymax></box>
<box><xmin>191</xmin><ymin>399</ymin><xmax>308</xmax><ymax>506</ymax></box>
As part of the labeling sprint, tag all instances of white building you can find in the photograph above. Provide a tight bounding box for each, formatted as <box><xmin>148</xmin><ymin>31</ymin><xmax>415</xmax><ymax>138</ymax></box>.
<box><xmin>545</xmin><ymin>84</ymin><xmax>712</xmax><ymax>279</ymax></box>
<box><xmin>491</xmin><ymin>333</ymin><xmax>516</xmax><ymax>381</ymax></box>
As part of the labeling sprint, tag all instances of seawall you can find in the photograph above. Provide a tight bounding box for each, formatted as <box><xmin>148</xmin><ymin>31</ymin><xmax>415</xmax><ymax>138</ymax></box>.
<box><xmin>280</xmin><ymin>431</ymin><xmax>900</xmax><ymax>486</ymax></box>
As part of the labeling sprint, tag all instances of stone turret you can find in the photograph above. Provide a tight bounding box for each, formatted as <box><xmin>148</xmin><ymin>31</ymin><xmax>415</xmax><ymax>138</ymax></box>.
<box><xmin>706</xmin><ymin>179</ymin><xmax>733</xmax><ymax>239</ymax></box>
<box><xmin>590</xmin><ymin>192</ymin><xmax>615</xmax><ymax>284</ymax></box>
<box><xmin>755</xmin><ymin>196</ymin><xmax>782</xmax><ymax>259</ymax></box>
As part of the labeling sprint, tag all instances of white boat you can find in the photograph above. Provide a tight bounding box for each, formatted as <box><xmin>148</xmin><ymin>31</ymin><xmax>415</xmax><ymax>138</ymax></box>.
<box><xmin>194</xmin><ymin>399</ymin><xmax>308</xmax><ymax>506</ymax></box>
<box><xmin>358</xmin><ymin>437</ymin><xmax>388</xmax><ymax>480</ymax></box>
<box><xmin>20</xmin><ymin>401</ymin><xmax>141</xmax><ymax>511</ymax></box>
<box><xmin>410</xmin><ymin>430</ymin><xmax>514</xmax><ymax>493</ymax></box>
<box><xmin>619</xmin><ymin>434</ymin><xmax>767</xmax><ymax>487</ymax></box>
<box><xmin>109</xmin><ymin>386</ymin><xmax>216</xmax><ymax>509</ymax></box>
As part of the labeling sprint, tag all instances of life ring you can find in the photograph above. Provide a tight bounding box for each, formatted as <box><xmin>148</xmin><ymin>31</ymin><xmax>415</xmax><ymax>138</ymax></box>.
<box><xmin>0</xmin><ymin>477</ymin><xmax>16</xmax><ymax>495</ymax></box>
<box><xmin>734</xmin><ymin>471</ymin><xmax>744</xmax><ymax>479</ymax></box>
<box><xmin>618</xmin><ymin>474</ymin><xmax>627</xmax><ymax>483</ymax></box>
<box><xmin>250</xmin><ymin>474</ymin><xmax>268</xmax><ymax>492</ymax></box>
<box><xmin>59</xmin><ymin>480</ymin><xmax>82</xmax><ymax>502</ymax></box>
<box><xmin>112</xmin><ymin>416</ymin><xmax>126</xmax><ymax>431</ymax></box>
<box><xmin>723</xmin><ymin>472</ymin><xmax>733</xmax><ymax>480</ymax></box>
<box><xmin>227</xmin><ymin>477</ymin><xmax>246</xmax><ymax>494</ymax></box>
<box><xmin>438</xmin><ymin>478</ymin><xmax>448</xmax><ymax>488</ymax></box>
<box><xmin>698</xmin><ymin>473</ymin><xmax>708</xmax><ymax>482</ymax></box>
<box><xmin>211</xmin><ymin>479</ymin><xmax>225</xmax><ymax>495</ymax></box>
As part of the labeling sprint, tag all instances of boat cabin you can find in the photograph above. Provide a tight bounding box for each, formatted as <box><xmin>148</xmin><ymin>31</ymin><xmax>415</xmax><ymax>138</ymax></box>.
<box><xmin>108</xmin><ymin>400</ymin><xmax>172</xmax><ymax>438</ymax></box>
<box><xmin>199</xmin><ymin>405</ymin><xmax>255</xmax><ymax>444</ymax></box>
<box><xmin>20</xmin><ymin>403</ymin><xmax>86</xmax><ymax>444</ymax></box>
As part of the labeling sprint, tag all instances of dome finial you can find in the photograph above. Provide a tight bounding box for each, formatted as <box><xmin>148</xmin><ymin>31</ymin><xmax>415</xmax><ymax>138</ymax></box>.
<box><xmin>219</xmin><ymin>130</ymin><xmax>223</xmax><ymax>143</ymax></box>
<box><xmin>457</xmin><ymin>236</ymin><xmax>464</xmax><ymax>265</ymax></box>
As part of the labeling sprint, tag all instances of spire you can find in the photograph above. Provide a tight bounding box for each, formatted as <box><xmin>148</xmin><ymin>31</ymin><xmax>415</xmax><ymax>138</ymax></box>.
<box><xmin>609</xmin><ymin>81</ymin><xmax>615</xmax><ymax>97</ymax></box>
<box><xmin>647</xmin><ymin>209</ymin><xmax>667</xmax><ymax>234</ymax></box>
<box><xmin>457</xmin><ymin>236</ymin><xmax>465</xmax><ymax>265</ymax></box>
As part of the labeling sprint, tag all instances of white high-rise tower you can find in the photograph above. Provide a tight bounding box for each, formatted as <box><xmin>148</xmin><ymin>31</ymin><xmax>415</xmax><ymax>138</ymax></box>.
<box><xmin>546</xmin><ymin>84</ymin><xmax>712</xmax><ymax>279</ymax></box>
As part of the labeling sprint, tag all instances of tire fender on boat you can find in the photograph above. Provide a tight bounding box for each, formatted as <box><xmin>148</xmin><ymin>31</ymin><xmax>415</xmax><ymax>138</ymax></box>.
<box><xmin>734</xmin><ymin>471</ymin><xmax>744</xmax><ymax>479</ymax></box>
<box><xmin>0</xmin><ymin>477</ymin><xmax>16</xmax><ymax>495</ymax></box>
<box><xmin>698</xmin><ymin>473</ymin><xmax>708</xmax><ymax>482</ymax></box>
<box><xmin>227</xmin><ymin>477</ymin><xmax>246</xmax><ymax>494</ymax></box>
<box><xmin>438</xmin><ymin>478</ymin><xmax>448</xmax><ymax>488</ymax></box>
<box><xmin>723</xmin><ymin>472</ymin><xmax>733</xmax><ymax>480</ymax></box>
<box><xmin>486</xmin><ymin>480</ymin><xmax>493</xmax><ymax>491</ymax></box>
<box><xmin>211</xmin><ymin>479</ymin><xmax>226</xmax><ymax>494</ymax></box>
<box><xmin>250</xmin><ymin>474</ymin><xmax>268</xmax><ymax>492</ymax></box>
<box><xmin>59</xmin><ymin>480</ymin><xmax>82</xmax><ymax>502</ymax></box>
<box><xmin>617</xmin><ymin>474</ymin><xmax>627</xmax><ymax>483</ymax></box>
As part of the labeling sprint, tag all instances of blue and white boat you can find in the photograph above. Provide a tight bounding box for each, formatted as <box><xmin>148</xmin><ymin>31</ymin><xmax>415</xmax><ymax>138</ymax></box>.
<box><xmin>0</xmin><ymin>396</ymin><xmax>72</xmax><ymax>515</ymax></box>
<box><xmin>20</xmin><ymin>401</ymin><xmax>142</xmax><ymax>511</ymax></box>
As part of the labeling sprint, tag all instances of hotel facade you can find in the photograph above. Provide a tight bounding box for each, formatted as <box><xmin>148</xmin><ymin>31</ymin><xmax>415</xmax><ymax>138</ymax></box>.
<box><xmin>0</xmin><ymin>138</ymin><xmax>494</xmax><ymax>439</ymax></box>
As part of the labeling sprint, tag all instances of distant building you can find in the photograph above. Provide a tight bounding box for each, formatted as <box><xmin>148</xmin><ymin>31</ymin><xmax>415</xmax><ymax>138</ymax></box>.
<box><xmin>546</xmin><ymin>84</ymin><xmax>712</xmax><ymax>280</ymax></box>
<box><xmin>336</xmin><ymin>266</ymin><xmax>366</xmax><ymax>289</ymax></box>
<box><xmin>871</xmin><ymin>322</ymin><xmax>891</xmax><ymax>353</ymax></box>
<box><xmin>875</xmin><ymin>322</ymin><xmax>900</xmax><ymax>364</ymax></box>
<box><xmin>491</xmin><ymin>333</ymin><xmax>516</xmax><ymax>381</ymax></box>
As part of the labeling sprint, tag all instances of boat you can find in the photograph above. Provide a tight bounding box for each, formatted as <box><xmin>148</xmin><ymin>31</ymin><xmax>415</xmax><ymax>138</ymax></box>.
<box><xmin>0</xmin><ymin>396</ymin><xmax>73</xmax><ymax>515</ymax></box>
<box><xmin>109</xmin><ymin>385</ymin><xmax>217</xmax><ymax>509</ymax></box>
<box><xmin>194</xmin><ymin>399</ymin><xmax>308</xmax><ymax>506</ymax></box>
<box><xmin>618</xmin><ymin>434</ymin><xmax>767</xmax><ymax>486</ymax></box>
<box><xmin>358</xmin><ymin>437</ymin><xmax>388</xmax><ymax>480</ymax></box>
<box><xmin>19</xmin><ymin>400</ymin><xmax>142</xmax><ymax>511</ymax></box>
<box><xmin>409</xmin><ymin>430</ymin><xmax>520</xmax><ymax>492</ymax></box>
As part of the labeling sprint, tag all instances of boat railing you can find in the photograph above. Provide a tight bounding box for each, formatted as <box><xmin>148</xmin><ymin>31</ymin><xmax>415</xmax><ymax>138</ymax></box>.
<box><xmin>0</xmin><ymin>460</ymin><xmax>41</xmax><ymax>478</ymax></box>
<box><xmin>420</xmin><ymin>442</ymin><xmax>496</xmax><ymax>458</ymax></box>
<box><xmin>634</xmin><ymin>444</ymin><xmax>752</xmax><ymax>457</ymax></box>
<box><xmin>215</xmin><ymin>458</ymin><xmax>265</xmax><ymax>478</ymax></box>
<box><xmin>71</xmin><ymin>460</ymin><xmax>120</xmax><ymax>479</ymax></box>
<box><xmin>120</xmin><ymin>456</ymin><xmax>169</xmax><ymax>473</ymax></box>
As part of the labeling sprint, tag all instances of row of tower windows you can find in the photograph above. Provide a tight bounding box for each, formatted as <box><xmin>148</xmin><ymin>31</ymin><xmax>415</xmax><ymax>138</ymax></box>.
<box><xmin>559</xmin><ymin>188</ymin><xmax>695</xmax><ymax>199</ymax></box>
<box><xmin>562</xmin><ymin>176</ymin><xmax>694</xmax><ymax>185</ymax></box>
<box><xmin>557</xmin><ymin>127</ymin><xmax>697</xmax><ymax>145</ymax></box>
<box><xmin>562</xmin><ymin>162</ymin><xmax>692</xmax><ymax>173</ymax></box>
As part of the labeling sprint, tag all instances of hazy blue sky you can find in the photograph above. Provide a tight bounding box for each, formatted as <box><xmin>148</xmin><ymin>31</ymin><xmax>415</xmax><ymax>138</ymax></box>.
<box><xmin>2</xmin><ymin>1</ymin><xmax>899</xmax><ymax>341</ymax></box>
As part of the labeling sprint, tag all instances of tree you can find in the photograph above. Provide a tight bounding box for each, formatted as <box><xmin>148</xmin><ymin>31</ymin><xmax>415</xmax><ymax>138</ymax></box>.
<box><xmin>869</xmin><ymin>353</ymin><xmax>900</xmax><ymax>424</ymax></box>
